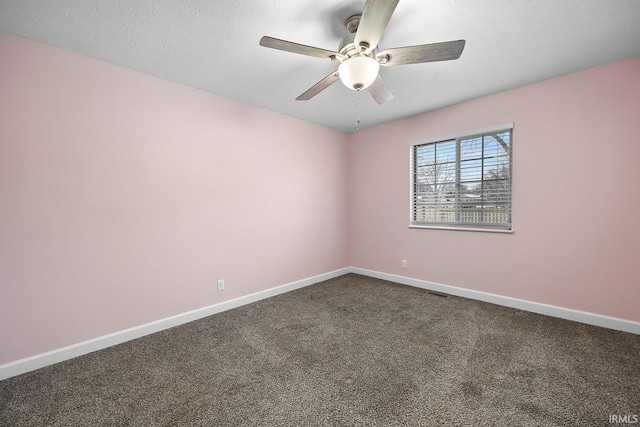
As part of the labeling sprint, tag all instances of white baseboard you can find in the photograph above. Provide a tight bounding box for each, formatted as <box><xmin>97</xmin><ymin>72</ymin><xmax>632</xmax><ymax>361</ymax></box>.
<box><xmin>0</xmin><ymin>267</ymin><xmax>350</xmax><ymax>381</ymax></box>
<box><xmin>3</xmin><ymin>265</ymin><xmax>638</xmax><ymax>381</ymax></box>
<box><xmin>349</xmin><ymin>267</ymin><xmax>640</xmax><ymax>335</ymax></box>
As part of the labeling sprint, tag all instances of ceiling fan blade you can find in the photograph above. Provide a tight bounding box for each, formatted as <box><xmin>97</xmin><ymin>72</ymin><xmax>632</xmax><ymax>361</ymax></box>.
<box><xmin>296</xmin><ymin>71</ymin><xmax>340</xmax><ymax>101</ymax></box>
<box><xmin>354</xmin><ymin>0</ymin><xmax>400</xmax><ymax>52</ymax></box>
<box><xmin>368</xmin><ymin>74</ymin><xmax>394</xmax><ymax>104</ymax></box>
<box><xmin>377</xmin><ymin>40</ymin><xmax>466</xmax><ymax>66</ymax></box>
<box><xmin>260</xmin><ymin>36</ymin><xmax>343</xmax><ymax>61</ymax></box>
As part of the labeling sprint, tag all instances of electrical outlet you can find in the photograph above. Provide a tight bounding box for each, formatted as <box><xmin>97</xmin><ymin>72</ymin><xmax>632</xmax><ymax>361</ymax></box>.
<box><xmin>217</xmin><ymin>279</ymin><xmax>224</xmax><ymax>291</ymax></box>
<box><xmin>402</xmin><ymin>260</ymin><xmax>408</xmax><ymax>269</ymax></box>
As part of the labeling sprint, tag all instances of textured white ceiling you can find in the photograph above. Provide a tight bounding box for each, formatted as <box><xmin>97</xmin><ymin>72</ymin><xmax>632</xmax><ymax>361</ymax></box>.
<box><xmin>1</xmin><ymin>0</ymin><xmax>639</xmax><ymax>132</ymax></box>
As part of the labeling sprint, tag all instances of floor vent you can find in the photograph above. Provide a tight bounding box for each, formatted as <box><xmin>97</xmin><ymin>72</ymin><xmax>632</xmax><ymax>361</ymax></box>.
<box><xmin>426</xmin><ymin>291</ymin><xmax>449</xmax><ymax>298</ymax></box>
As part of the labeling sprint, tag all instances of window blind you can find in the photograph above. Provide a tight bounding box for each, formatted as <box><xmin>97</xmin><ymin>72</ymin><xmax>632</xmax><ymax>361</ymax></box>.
<box><xmin>411</xmin><ymin>127</ymin><xmax>512</xmax><ymax>230</ymax></box>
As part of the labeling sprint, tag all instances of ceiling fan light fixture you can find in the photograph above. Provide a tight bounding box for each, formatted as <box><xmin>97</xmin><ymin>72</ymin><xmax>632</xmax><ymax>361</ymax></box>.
<box><xmin>338</xmin><ymin>56</ymin><xmax>380</xmax><ymax>90</ymax></box>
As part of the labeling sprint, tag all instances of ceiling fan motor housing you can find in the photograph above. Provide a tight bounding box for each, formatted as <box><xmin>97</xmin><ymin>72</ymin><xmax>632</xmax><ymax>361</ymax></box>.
<box><xmin>339</xmin><ymin>15</ymin><xmax>372</xmax><ymax>57</ymax></box>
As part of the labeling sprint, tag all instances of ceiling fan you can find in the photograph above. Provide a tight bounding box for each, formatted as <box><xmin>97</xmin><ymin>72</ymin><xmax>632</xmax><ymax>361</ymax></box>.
<box><xmin>259</xmin><ymin>0</ymin><xmax>465</xmax><ymax>104</ymax></box>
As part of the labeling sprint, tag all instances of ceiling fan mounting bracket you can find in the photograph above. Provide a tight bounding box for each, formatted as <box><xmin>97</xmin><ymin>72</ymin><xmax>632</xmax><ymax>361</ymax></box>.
<box><xmin>345</xmin><ymin>14</ymin><xmax>361</xmax><ymax>34</ymax></box>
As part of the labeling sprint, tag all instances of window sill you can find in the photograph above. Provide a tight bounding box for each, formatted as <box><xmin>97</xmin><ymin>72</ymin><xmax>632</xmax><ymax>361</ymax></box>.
<box><xmin>409</xmin><ymin>225</ymin><xmax>514</xmax><ymax>234</ymax></box>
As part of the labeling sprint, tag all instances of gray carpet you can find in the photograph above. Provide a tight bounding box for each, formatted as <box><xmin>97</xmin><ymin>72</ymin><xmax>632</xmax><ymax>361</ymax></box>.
<box><xmin>1</xmin><ymin>273</ymin><xmax>639</xmax><ymax>426</ymax></box>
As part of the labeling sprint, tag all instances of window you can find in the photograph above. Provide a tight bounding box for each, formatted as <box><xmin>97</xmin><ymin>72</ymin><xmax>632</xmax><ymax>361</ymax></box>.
<box><xmin>411</xmin><ymin>125</ymin><xmax>513</xmax><ymax>231</ymax></box>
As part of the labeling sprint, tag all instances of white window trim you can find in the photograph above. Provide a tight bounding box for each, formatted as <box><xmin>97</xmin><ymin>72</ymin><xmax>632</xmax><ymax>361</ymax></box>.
<box><xmin>409</xmin><ymin>123</ymin><xmax>514</xmax><ymax>233</ymax></box>
<box><xmin>411</xmin><ymin>123</ymin><xmax>514</xmax><ymax>147</ymax></box>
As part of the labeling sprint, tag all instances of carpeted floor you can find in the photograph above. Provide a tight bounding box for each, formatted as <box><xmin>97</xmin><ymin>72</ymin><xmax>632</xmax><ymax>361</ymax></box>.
<box><xmin>1</xmin><ymin>273</ymin><xmax>639</xmax><ymax>426</ymax></box>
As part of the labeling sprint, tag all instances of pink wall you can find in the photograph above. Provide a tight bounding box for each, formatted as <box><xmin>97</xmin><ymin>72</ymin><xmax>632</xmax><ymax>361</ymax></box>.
<box><xmin>0</xmin><ymin>32</ymin><xmax>348</xmax><ymax>364</ymax></box>
<box><xmin>2</xmin><ymin>29</ymin><xmax>638</xmax><ymax>367</ymax></box>
<box><xmin>348</xmin><ymin>55</ymin><xmax>640</xmax><ymax>322</ymax></box>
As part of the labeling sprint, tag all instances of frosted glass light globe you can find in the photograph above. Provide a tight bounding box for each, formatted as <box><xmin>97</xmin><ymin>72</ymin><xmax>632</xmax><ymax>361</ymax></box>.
<box><xmin>338</xmin><ymin>56</ymin><xmax>380</xmax><ymax>90</ymax></box>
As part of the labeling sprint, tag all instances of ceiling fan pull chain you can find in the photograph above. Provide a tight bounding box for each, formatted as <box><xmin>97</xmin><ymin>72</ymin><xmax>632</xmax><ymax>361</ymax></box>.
<box><xmin>355</xmin><ymin>90</ymin><xmax>361</xmax><ymax>131</ymax></box>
